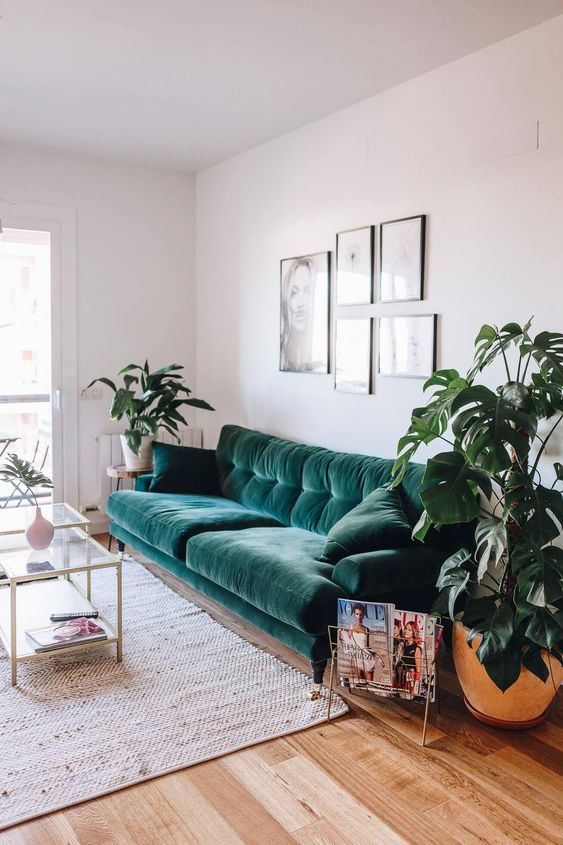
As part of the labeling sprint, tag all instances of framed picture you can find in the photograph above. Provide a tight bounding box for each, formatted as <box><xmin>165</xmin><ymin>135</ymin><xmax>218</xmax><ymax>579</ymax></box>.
<box><xmin>379</xmin><ymin>214</ymin><xmax>425</xmax><ymax>302</ymax></box>
<box><xmin>334</xmin><ymin>317</ymin><xmax>373</xmax><ymax>394</ymax></box>
<box><xmin>280</xmin><ymin>251</ymin><xmax>330</xmax><ymax>373</ymax></box>
<box><xmin>378</xmin><ymin>314</ymin><xmax>437</xmax><ymax>379</ymax></box>
<box><xmin>336</xmin><ymin>225</ymin><xmax>374</xmax><ymax>305</ymax></box>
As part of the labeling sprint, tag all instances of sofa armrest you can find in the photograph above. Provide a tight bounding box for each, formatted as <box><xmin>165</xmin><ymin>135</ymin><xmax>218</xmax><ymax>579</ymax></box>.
<box><xmin>331</xmin><ymin>546</ymin><xmax>445</xmax><ymax>599</ymax></box>
<box><xmin>135</xmin><ymin>474</ymin><xmax>153</xmax><ymax>492</ymax></box>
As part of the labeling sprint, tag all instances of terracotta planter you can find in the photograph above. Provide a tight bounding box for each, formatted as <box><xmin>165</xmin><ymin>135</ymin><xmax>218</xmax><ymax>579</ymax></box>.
<box><xmin>452</xmin><ymin>621</ymin><xmax>562</xmax><ymax>729</ymax></box>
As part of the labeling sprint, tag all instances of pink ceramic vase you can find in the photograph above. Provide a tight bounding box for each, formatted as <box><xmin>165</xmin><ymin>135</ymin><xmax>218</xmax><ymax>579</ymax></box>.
<box><xmin>25</xmin><ymin>507</ymin><xmax>55</xmax><ymax>550</ymax></box>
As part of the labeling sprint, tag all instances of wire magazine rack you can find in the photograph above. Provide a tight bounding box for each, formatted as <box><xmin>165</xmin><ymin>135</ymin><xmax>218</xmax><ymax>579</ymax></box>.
<box><xmin>325</xmin><ymin>622</ymin><xmax>443</xmax><ymax>747</ymax></box>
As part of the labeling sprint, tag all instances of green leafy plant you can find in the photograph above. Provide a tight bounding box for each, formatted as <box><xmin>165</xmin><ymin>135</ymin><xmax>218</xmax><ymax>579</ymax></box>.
<box><xmin>1</xmin><ymin>454</ymin><xmax>53</xmax><ymax>506</ymax></box>
<box><xmin>85</xmin><ymin>362</ymin><xmax>214</xmax><ymax>455</ymax></box>
<box><xmin>392</xmin><ymin>320</ymin><xmax>563</xmax><ymax>691</ymax></box>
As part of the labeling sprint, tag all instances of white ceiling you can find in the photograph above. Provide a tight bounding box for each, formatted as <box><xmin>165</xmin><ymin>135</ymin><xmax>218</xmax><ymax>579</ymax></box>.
<box><xmin>1</xmin><ymin>0</ymin><xmax>562</xmax><ymax>172</ymax></box>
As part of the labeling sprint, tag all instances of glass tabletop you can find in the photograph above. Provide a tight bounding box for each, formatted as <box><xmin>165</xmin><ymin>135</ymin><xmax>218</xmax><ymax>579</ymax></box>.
<box><xmin>0</xmin><ymin>527</ymin><xmax>118</xmax><ymax>579</ymax></box>
<box><xmin>0</xmin><ymin>503</ymin><xmax>90</xmax><ymax>537</ymax></box>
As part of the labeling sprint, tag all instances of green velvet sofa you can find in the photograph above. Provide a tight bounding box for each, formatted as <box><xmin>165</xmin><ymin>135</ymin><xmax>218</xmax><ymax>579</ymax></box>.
<box><xmin>107</xmin><ymin>424</ymin><xmax>467</xmax><ymax>683</ymax></box>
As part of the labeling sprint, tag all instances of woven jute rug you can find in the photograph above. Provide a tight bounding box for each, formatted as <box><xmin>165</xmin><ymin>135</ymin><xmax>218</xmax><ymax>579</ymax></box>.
<box><xmin>0</xmin><ymin>556</ymin><xmax>346</xmax><ymax>830</ymax></box>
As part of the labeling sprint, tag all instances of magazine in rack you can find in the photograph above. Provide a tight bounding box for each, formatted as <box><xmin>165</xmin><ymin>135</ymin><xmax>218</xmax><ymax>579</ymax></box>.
<box><xmin>337</xmin><ymin>599</ymin><xmax>441</xmax><ymax>702</ymax></box>
<box><xmin>336</xmin><ymin>599</ymin><xmax>393</xmax><ymax>695</ymax></box>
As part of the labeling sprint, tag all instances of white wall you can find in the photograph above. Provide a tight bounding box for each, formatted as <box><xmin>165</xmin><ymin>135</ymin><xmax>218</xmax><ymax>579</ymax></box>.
<box><xmin>195</xmin><ymin>16</ymin><xmax>563</xmax><ymax>474</ymax></box>
<box><xmin>0</xmin><ymin>145</ymin><xmax>195</xmax><ymax>511</ymax></box>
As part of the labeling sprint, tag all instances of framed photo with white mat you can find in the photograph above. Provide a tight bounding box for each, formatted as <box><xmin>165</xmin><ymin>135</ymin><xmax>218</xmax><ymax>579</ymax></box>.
<box><xmin>334</xmin><ymin>317</ymin><xmax>373</xmax><ymax>394</ymax></box>
<box><xmin>335</xmin><ymin>225</ymin><xmax>374</xmax><ymax>305</ymax></box>
<box><xmin>379</xmin><ymin>214</ymin><xmax>426</xmax><ymax>302</ymax></box>
<box><xmin>378</xmin><ymin>314</ymin><xmax>437</xmax><ymax>379</ymax></box>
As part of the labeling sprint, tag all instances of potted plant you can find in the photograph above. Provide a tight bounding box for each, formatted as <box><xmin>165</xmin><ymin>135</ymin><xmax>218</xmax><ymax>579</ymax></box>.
<box><xmin>1</xmin><ymin>454</ymin><xmax>54</xmax><ymax>549</ymax></box>
<box><xmin>85</xmin><ymin>362</ymin><xmax>214</xmax><ymax>469</ymax></box>
<box><xmin>392</xmin><ymin>320</ymin><xmax>563</xmax><ymax>728</ymax></box>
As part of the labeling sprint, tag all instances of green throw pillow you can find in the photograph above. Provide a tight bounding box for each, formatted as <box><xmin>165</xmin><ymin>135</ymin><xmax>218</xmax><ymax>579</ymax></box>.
<box><xmin>149</xmin><ymin>442</ymin><xmax>221</xmax><ymax>496</ymax></box>
<box><xmin>319</xmin><ymin>487</ymin><xmax>413</xmax><ymax>563</ymax></box>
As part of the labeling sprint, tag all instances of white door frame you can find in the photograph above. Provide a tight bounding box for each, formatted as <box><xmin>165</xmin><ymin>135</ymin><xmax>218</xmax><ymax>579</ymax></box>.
<box><xmin>0</xmin><ymin>201</ymin><xmax>78</xmax><ymax>506</ymax></box>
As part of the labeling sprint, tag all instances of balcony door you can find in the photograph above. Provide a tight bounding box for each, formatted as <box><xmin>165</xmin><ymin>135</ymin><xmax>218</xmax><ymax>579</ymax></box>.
<box><xmin>0</xmin><ymin>211</ymin><xmax>77</xmax><ymax>507</ymax></box>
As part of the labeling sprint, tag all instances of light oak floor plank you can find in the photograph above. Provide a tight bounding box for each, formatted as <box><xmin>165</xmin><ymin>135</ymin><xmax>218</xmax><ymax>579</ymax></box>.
<box><xmin>223</xmin><ymin>749</ymin><xmax>321</xmax><ymax>832</ymax></box>
<box><xmin>423</xmin><ymin>799</ymin><xmax>525</xmax><ymax>845</ymax></box>
<box><xmin>273</xmin><ymin>754</ymin><xmax>409</xmax><ymax>845</ymax></box>
<box><xmin>182</xmin><ymin>759</ymin><xmax>296</xmax><ymax>844</ymax></box>
<box><xmin>292</xmin><ymin>818</ymin><xmax>358</xmax><ymax>845</ymax></box>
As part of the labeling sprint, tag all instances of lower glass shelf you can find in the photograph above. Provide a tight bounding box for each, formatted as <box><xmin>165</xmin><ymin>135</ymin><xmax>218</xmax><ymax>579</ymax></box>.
<box><xmin>0</xmin><ymin>577</ymin><xmax>116</xmax><ymax>660</ymax></box>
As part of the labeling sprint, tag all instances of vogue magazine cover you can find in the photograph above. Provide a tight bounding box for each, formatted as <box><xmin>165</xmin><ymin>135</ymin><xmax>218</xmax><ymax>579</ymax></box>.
<box><xmin>336</xmin><ymin>599</ymin><xmax>393</xmax><ymax>694</ymax></box>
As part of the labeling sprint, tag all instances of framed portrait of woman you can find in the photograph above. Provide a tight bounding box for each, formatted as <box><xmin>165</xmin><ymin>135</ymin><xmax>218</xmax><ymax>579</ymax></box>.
<box><xmin>279</xmin><ymin>251</ymin><xmax>330</xmax><ymax>373</ymax></box>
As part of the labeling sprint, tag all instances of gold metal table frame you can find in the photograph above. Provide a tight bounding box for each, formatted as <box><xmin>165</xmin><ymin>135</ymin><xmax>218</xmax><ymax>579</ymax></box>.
<box><xmin>0</xmin><ymin>529</ymin><xmax>123</xmax><ymax>686</ymax></box>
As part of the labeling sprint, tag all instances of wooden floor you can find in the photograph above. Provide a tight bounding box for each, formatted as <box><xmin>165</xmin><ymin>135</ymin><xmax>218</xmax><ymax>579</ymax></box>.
<box><xmin>3</xmin><ymin>536</ymin><xmax>562</xmax><ymax>845</ymax></box>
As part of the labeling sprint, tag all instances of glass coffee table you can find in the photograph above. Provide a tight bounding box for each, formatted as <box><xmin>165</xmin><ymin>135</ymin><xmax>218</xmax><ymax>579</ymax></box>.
<box><xmin>0</xmin><ymin>527</ymin><xmax>122</xmax><ymax>686</ymax></box>
<box><xmin>0</xmin><ymin>502</ymin><xmax>91</xmax><ymax>537</ymax></box>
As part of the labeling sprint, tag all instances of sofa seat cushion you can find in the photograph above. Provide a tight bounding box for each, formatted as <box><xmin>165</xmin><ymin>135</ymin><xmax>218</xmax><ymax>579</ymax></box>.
<box><xmin>107</xmin><ymin>490</ymin><xmax>283</xmax><ymax>559</ymax></box>
<box><xmin>186</xmin><ymin>527</ymin><xmax>348</xmax><ymax>636</ymax></box>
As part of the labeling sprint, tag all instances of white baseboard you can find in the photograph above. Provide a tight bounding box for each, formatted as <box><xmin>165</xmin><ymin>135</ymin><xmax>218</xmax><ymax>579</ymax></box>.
<box><xmin>83</xmin><ymin>509</ymin><xmax>110</xmax><ymax>535</ymax></box>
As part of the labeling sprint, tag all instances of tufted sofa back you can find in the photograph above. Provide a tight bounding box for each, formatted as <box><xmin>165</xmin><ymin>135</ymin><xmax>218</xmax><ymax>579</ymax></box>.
<box><xmin>216</xmin><ymin>425</ymin><xmax>428</xmax><ymax>536</ymax></box>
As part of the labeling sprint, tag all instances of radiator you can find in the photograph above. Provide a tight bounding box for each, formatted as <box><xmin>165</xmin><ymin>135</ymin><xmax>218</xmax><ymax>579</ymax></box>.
<box><xmin>96</xmin><ymin>428</ymin><xmax>203</xmax><ymax>515</ymax></box>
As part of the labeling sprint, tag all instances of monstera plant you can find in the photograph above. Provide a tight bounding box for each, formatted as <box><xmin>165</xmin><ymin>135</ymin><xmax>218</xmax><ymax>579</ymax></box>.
<box><xmin>392</xmin><ymin>320</ymin><xmax>563</xmax><ymax>725</ymax></box>
<box><xmin>85</xmin><ymin>362</ymin><xmax>214</xmax><ymax>468</ymax></box>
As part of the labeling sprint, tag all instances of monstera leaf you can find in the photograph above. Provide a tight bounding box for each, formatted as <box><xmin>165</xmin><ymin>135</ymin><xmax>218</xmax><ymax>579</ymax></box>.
<box><xmin>451</xmin><ymin>385</ymin><xmax>536</xmax><ymax>474</ymax></box>
<box><xmin>432</xmin><ymin>548</ymin><xmax>472</xmax><ymax>619</ymax></box>
<box><xmin>482</xmin><ymin>643</ymin><xmax>522</xmax><ymax>692</ymax></box>
<box><xmin>529</xmin><ymin>372</ymin><xmax>563</xmax><ymax>418</ymax></box>
<box><xmin>522</xmin><ymin>644</ymin><xmax>550</xmax><ymax>683</ymax></box>
<box><xmin>467</xmin><ymin>321</ymin><xmax>530</xmax><ymax>381</ymax></box>
<box><xmin>521</xmin><ymin>331</ymin><xmax>563</xmax><ymax>385</ymax></box>
<box><xmin>525</xmin><ymin>607</ymin><xmax>563</xmax><ymax>651</ymax></box>
<box><xmin>420</xmin><ymin>452</ymin><xmax>492</xmax><ymax>524</ymax></box>
<box><xmin>475</xmin><ymin>602</ymin><xmax>515</xmax><ymax>664</ymax></box>
<box><xmin>512</xmin><ymin>544</ymin><xmax>563</xmax><ymax>607</ymax></box>
<box><xmin>391</xmin><ymin>369</ymin><xmax>468</xmax><ymax>485</ymax></box>
<box><xmin>505</xmin><ymin>477</ymin><xmax>563</xmax><ymax>545</ymax></box>
<box><xmin>474</xmin><ymin>517</ymin><xmax>507</xmax><ymax>581</ymax></box>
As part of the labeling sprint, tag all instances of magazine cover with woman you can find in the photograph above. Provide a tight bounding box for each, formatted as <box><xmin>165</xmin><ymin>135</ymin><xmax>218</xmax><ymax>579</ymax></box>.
<box><xmin>336</xmin><ymin>600</ymin><xmax>441</xmax><ymax>702</ymax></box>
<box><xmin>336</xmin><ymin>599</ymin><xmax>393</xmax><ymax>694</ymax></box>
<box><xmin>392</xmin><ymin>610</ymin><xmax>440</xmax><ymax>703</ymax></box>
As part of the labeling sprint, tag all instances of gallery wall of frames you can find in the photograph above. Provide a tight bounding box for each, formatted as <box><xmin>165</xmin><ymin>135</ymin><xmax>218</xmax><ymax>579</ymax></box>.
<box><xmin>279</xmin><ymin>214</ymin><xmax>437</xmax><ymax>394</ymax></box>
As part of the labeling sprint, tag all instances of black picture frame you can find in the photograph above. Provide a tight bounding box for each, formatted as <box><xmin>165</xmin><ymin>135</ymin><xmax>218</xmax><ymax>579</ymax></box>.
<box><xmin>334</xmin><ymin>317</ymin><xmax>373</xmax><ymax>394</ymax></box>
<box><xmin>279</xmin><ymin>251</ymin><xmax>331</xmax><ymax>374</ymax></box>
<box><xmin>335</xmin><ymin>225</ymin><xmax>375</xmax><ymax>305</ymax></box>
<box><xmin>379</xmin><ymin>214</ymin><xmax>426</xmax><ymax>302</ymax></box>
<box><xmin>377</xmin><ymin>313</ymin><xmax>437</xmax><ymax>379</ymax></box>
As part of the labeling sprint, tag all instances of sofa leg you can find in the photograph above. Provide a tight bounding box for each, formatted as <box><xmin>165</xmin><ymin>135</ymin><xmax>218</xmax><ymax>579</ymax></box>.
<box><xmin>307</xmin><ymin>659</ymin><xmax>327</xmax><ymax>701</ymax></box>
<box><xmin>117</xmin><ymin>540</ymin><xmax>125</xmax><ymax>559</ymax></box>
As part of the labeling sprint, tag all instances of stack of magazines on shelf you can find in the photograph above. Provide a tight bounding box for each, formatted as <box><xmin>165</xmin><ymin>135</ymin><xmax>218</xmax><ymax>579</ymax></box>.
<box><xmin>26</xmin><ymin>617</ymin><xmax>108</xmax><ymax>653</ymax></box>
<box><xmin>336</xmin><ymin>599</ymin><xmax>443</xmax><ymax>703</ymax></box>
